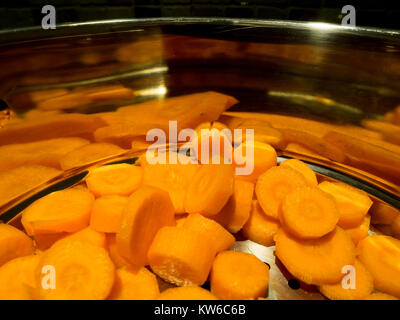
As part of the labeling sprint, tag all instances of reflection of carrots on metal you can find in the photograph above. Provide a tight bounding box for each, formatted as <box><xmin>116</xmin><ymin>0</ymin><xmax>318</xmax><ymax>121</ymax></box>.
<box><xmin>362</xmin><ymin>119</ymin><xmax>400</xmax><ymax>145</ymax></box>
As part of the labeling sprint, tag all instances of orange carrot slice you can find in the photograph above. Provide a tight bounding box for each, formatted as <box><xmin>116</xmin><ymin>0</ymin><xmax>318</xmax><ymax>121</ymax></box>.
<box><xmin>369</xmin><ymin>202</ymin><xmax>399</xmax><ymax>225</ymax></box>
<box><xmin>318</xmin><ymin>259</ymin><xmax>374</xmax><ymax>300</ymax></box>
<box><xmin>108</xmin><ymin>267</ymin><xmax>160</xmax><ymax>300</ymax></box>
<box><xmin>57</xmin><ymin>227</ymin><xmax>107</xmax><ymax>249</ymax></box>
<box><xmin>116</xmin><ymin>186</ymin><xmax>175</xmax><ymax>267</ymax></box>
<box><xmin>148</xmin><ymin>226</ymin><xmax>216</xmax><ymax>286</ymax></box>
<box><xmin>184</xmin><ymin>163</ymin><xmax>234</xmax><ymax>216</ymax></box>
<box><xmin>280</xmin><ymin>159</ymin><xmax>318</xmax><ymax>186</ymax></box>
<box><xmin>275</xmin><ymin>227</ymin><xmax>356</xmax><ymax>285</ymax></box>
<box><xmin>210</xmin><ymin>250</ymin><xmax>270</xmax><ymax>300</ymax></box>
<box><xmin>183</xmin><ymin>213</ymin><xmax>235</xmax><ymax>253</ymax></box>
<box><xmin>157</xmin><ymin>286</ymin><xmax>218</xmax><ymax>300</ymax></box>
<box><xmin>357</xmin><ymin>235</ymin><xmax>400</xmax><ymax>298</ymax></box>
<box><xmin>106</xmin><ymin>234</ymin><xmax>130</xmax><ymax>268</ymax></box>
<box><xmin>234</xmin><ymin>141</ymin><xmax>277</xmax><ymax>183</ymax></box>
<box><xmin>344</xmin><ymin>215</ymin><xmax>371</xmax><ymax>245</ymax></box>
<box><xmin>36</xmin><ymin>239</ymin><xmax>115</xmax><ymax>300</ymax></box>
<box><xmin>175</xmin><ymin>214</ymin><xmax>188</xmax><ymax>227</ymax></box>
<box><xmin>212</xmin><ymin>179</ymin><xmax>254</xmax><ymax>233</ymax></box>
<box><xmin>86</xmin><ymin>163</ymin><xmax>143</xmax><ymax>197</ymax></box>
<box><xmin>0</xmin><ymin>254</ymin><xmax>41</xmax><ymax>300</ymax></box>
<box><xmin>0</xmin><ymin>224</ymin><xmax>35</xmax><ymax>267</ymax></box>
<box><xmin>318</xmin><ymin>181</ymin><xmax>372</xmax><ymax>228</ymax></box>
<box><xmin>90</xmin><ymin>195</ymin><xmax>129</xmax><ymax>233</ymax></box>
<box><xmin>21</xmin><ymin>187</ymin><xmax>94</xmax><ymax>236</ymax></box>
<box><xmin>241</xmin><ymin>200</ymin><xmax>280</xmax><ymax>247</ymax></box>
<box><xmin>364</xmin><ymin>293</ymin><xmax>399</xmax><ymax>300</ymax></box>
<box><xmin>255</xmin><ymin>166</ymin><xmax>308</xmax><ymax>220</ymax></box>
<box><xmin>279</xmin><ymin>186</ymin><xmax>339</xmax><ymax>239</ymax></box>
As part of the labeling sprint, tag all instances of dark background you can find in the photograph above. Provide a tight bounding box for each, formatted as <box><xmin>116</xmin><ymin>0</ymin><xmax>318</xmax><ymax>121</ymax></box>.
<box><xmin>0</xmin><ymin>0</ymin><xmax>399</xmax><ymax>30</ymax></box>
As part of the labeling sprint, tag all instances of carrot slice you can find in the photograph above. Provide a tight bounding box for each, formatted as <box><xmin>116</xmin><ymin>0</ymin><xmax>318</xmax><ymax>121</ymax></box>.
<box><xmin>21</xmin><ymin>187</ymin><xmax>94</xmax><ymax>236</ymax></box>
<box><xmin>369</xmin><ymin>202</ymin><xmax>399</xmax><ymax>225</ymax></box>
<box><xmin>279</xmin><ymin>186</ymin><xmax>339</xmax><ymax>239</ymax></box>
<box><xmin>35</xmin><ymin>239</ymin><xmax>115</xmax><ymax>300</ymax></box>
<box><xmin>318</xmin><ymin>259</ymin><xmax>374</xmax><ymax>300</ymax></box>
<box><xmin>142</xmin><ymin>155</ymin><xmax>199</xmax><ymax>214</ymax></box>
<box><xmin>108</xmin><ymin>267</ymin><xmax>160</xmax><ymax>300</ymax></box>
<box><xmin>184</xmin><ymin>163</ymin><xmax>234</xmax><ymax>216</ymax></box>
<box><xmin>175</xmin><ymin>214</ymin><xmax>188</xmax><ymax>227</ymax></box>
<box><xmin>106</xmin><ymin>234</ymin><xmax>130</xmax><ymax>268</ymax></box>
<box><xmin>59</xmin><ymin>142</ymin><xmax>126</xmax><ymax>170</ymax></box>
<box><xmin>280</xmin><ymin>159</ymin><xmax>318</xmax><ymax>186</ymax></box>
<box><xmin>148</xmin><ymin>226</ymin><xmax>216</xmax><ymax>286</ymax></box>
<box><xmin>212</xmin><ymin>179</ymin><xmax>254</xmax><ymax>233</ymax></box>
<box><xmin>357</xmin><ymin>235</ymin><xmax>400</xmax><ymax>298</ymax></box>
<box><xmin>57</xmin><ymin>227</ymin><xmax>107</xmax><ymax>249</ymax></box>
<box><xmin>90</xmin><ymin>195</ymin><xmax>129</xmax><ymax>233</ymax></box>
<box><xmin>116</xmin><ymin>186</ymin><xmax>175</xmax><ymax>267</ymax></box>
<box><xmin>344</xmin><ymin>215</ymin><xmax>371</xmax><ymax>245</ymax></box>
<box><xmin>0</xmin><ymin>254</ymin><xmax>41</xmax><ymax>300</ymax></box>
<box><xmin>0</xmin><ymin>224</ymin><xmax>35</xmax><ymax>267</ymax></box>
<box><xmin>234</xmin><ymin>141</ymin><xmax>277</xmax><ymax>183</ymax></box>
<box><xmin>255</xmin><ymin>166</ymin><xmax>308</xmax><ymax>220</ymax></box>
<box><xmin>210</xmin><ymin>250</ymin><xmax>270</xmax><ymax>300</ymax></box>
<box><xmin>183</xmin><ymin>214</ymin><xmax>235</xmax><ymax>253</ymax></box>
<box><xmin>364</xmin><ymin>293</ymin><xmax>399</xmax><ymax>300</ymax></box>
<box><xmin>242</xmin><ymin>200</ymin><xmax>280</xmax><ymax>247</ymax></box>
<box><xmin>86</xmin><ymin>163</ymin><xmax>143</xmax><ymax>197</ymax></box>
<box><xmin>318</xmin><ymin>181</ymin><xmax>372</xmax><ymax>228</ymax></box>
<box><xmin>275</xmin><ymin>227</ymin><xmax>356</xmax><ymax>285</ymax></box>
<box><xmin>157</xmin><ymin>286</ymin><xmax>218</xmax><ymax>300</ymax></box>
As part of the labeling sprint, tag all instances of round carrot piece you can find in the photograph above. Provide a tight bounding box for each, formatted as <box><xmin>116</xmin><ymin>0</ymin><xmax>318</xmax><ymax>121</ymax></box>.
<box><xmin>184</xmin><ymin>163</ymin><xmax>234</xmax><ymax>216</ymax></box>
<box><xmin>344</xmin><ymin>215</ymin><xmax>371</xmax><ymax>245</ymax></box>
<box><xmin>357</xmin><ymin>235</ymin><xmax>400</xmax><ymax>298</ymax></box>
<box><xmin>280</xmin><ymin>159</ymin><xmax>318</xmax><ymax>186</ymax></box>
<box><xmin>108</xmin><ymin>267</ymin><xmax>160</xmax><ymax>300</ymax></box>
<box><xmin>116</xmin><ymin>186</ymin><xmax>175</xmax><ymax>267</ymax></box>
<box><xmin>106</xmin><ymin>234</ymin><xmax>130</xmax><ymax>268</ymax></box>
<box><xmin>364</xmin><ymin>292</ymin><xmax>399</xmax><ymax>300</ymax></box>
<box><xmin>183</xmin><ymin>213</ymin><xmax>235</xmax><ymax>253</ymax></box>
<box><xmin>0</xmin><ymin>224</ymin><xmax>35</xmax><ymax>267</ymax></box>
<box><xmin>0</xmin><ymin>254</ymin><xmax>40</xmax><ymax>300</ymax></box>
<box><xmin>234</xmin><ymin>141</ymin><xmax>277</xmax><ymax>183</ymax></box>
<box><xmin>36</xmin><ymin>239</ymin><xmax>115</xmax><ymax>300</ymax></box>
<box><xmin>280</xmin><ymin>186</ymin><xmax>339</xmax><ymax>239</ymax></box>
<box><xmin>86</xmin><ymin>163</ymin><xmax>143</xmax><ymax>197</ymax></box>
<box><xmin>255</xmin><ymin>166</ymin><xmax>308</xmax><ymax>220</ymax></box>
<box><xmin>318</xmin><ymin>181</ymin><xmax>372</xmax><ymax>228</ymax></box>
<box><xmin>318</xmin><ymin>259</ymin><xmax>374</xmax><ymax>300</ymax></box>
<box><xmin>242</xmin><ymin>200</ymin><xmax>280</xmax><ymax>247</ymax></box>
<box><xmin>275</xmin><ymin>227</ymin><xmax>356</xmax><ymax>285</ymax></box>
<box><xmin>148</xmin><ymin>226</ymin><xmax>216</xmax><ymax>286</ymax></box>
<box><xmin>175</xmin><ymin>214</ymin><xmax>188</xmax><ymax>227</ymax></box>
<box><xmin>57</xmin><ymin>226</ymin><xmax>107</xmax><ymax>249</ymax></box>
<box><xmin>210</xmin><ymin>250</ymin><xmax>270</xmax><ymax>300</ymax></box>
<box><xmin>21</xmin><ymin>187</ymin><xmax>94</xmax><ymax>236</ymax></box>
<box><xmin>157</xmin><ymin>286</ymin><xmax>218</xmax><ymax>300</ymax></box>
<box><xmin>90</xmin><ymin>195</ymin><xmax>129</xmax><ymax>233</ymax></box>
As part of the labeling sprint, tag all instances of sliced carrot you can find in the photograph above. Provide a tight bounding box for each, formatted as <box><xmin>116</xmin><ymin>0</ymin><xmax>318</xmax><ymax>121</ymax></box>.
<box><xmin>142</xmin><ymin>155</ymin><xmax>199</xmax><ymax>214</ymax></box>
<box><xmin>280</xmin><ymin>159</ymin><xmax>318</xmax><ymax>186</ymax></box>
<box><xmin>212</xmin><ymin>179</ymin><xmax>254</xmax><ymax>233</ymax></box>
<box><xmin>0</xmin><ymin>137</ymin><xmax>89</xmax><ymax>172</ymax></box>
<box><xmin>59</xmin><ymin>142</ymin><xmax>126</xmax><ymax>170</ymax></box>
<box><xmin>0</xmin><ymin>165</ymin><xmax>61</xmax><ymax>208</ymax></box>
<box><xmin>0</xmin><ymin>224</ymin><xmax>35</xmax><ymax>267</ymax></box>
<box><xmin>57</xmin><ymin>227</ymin><xmax>107</xmax><ymax>249</ymax></box>
<box><xmin>90</xmin><ymin>195</ymin><xmax>129</xmax><ymax>233</ymax></box>
<box><xmin>275</xmin><ymin>227</ymin><xmax>356</xmax><ymax>285</ymax></box>
<box><xmin>0</xmin><ymin>254</ymin><xmax>41</xmax><ymax>300</ymax></box>
<box><xmin>116</xmin><ymin>186</ymin><xmax>175</xmax><ymax>267</ymax></box>
<box><xmin>279</xmin><ymin>186</ymin><xmax>339</xmax><ymax>239</ymax></box>
<box><xmin>241</xmin><ymin>200</ymin><xmax>280</xmax><ymax>247</ymax></box>
<box><xmin>344</xmin><ymin>215</ymin><xmax>371</xmax><ymax>245</ymax></box>
<box><xmin>255</xmin><ymin>166</ymin><xmax>308</xmax><ymax>220</ymax></box>
<box><xmin>318</xmin><ymin>259</ymin><xmax>374</xmax><ymax>300</ymax></box>
<box><xmin>183</xmin><ymin>214</ymin><xmax>235</xmax><ymax>253</ymax></box>
<box><xmin>210</xmin><ymin>250</ymin><xmax>270</xmax><ymax>300</ymax></box>
<box><xmin>106</xmin><ymin>234</ymin><xmax>130</xmax><ymax>268</ymax></box>
<box><xmin>21</xmin><ymin>187</ymin><xmax>94</xmax><ymax>236</ymax></box>
<box><xmin>157</xmin><ymin>286</ymin><xmax>218</xmax><ymax>300</ymax></box>
<box><xmin>175</xmin><ymin>214</ymin><xmax>188</xmax><ymax>227</ymax></box>
<box><xmin>318</xmin><ymin>181</ymin><xmax>372</xmax><ymax>228</ymax></box>
<box><xmin>234</xmin><ymin>141</ymin><xmax>277</xmax><ymax>183</ymax></box>
<box><xmin>362</xmin><ymin>119</ymin><xmax>400</xmax><ymax>145</ymax></box>
<box><xmin>35</xmin><ymin>239</ymin><xmax>115</xmax><ymax>300</ymax></box>
<box><xmin>86</xmin><ymin>163</ymin><xmax>143</xmax><ymax>197</ymax></box>
<box><xmin>184</xmin><ymin>163</ymin><xmax>234</xmax><ymax>216</ymax></box>
<box><xmin>369</xmin><ymin>202</ymin><xmax>399</xmax><ymax>225</ymax></box>
<box><xmin>364</xmin><ymin>293</ymin><xmax>399</xmax><ymax>300</ymax></box>
<box><xmin>108</xmin><ymin>267</ymin><xmax>160</xmax><ymax>300</ymax></box>
<box><xmin>148</xmin><ymin>226</ymin><xmax>216</xmax><ymax>286</ymax></box>
<box><xmin>34</xmin><ymin>233</ymin><xmax>67</xmax><ymax>251</ymax></box>
<box><xmin>357</xmin><ymin>235</ymin><xmax>400</xmax><ymax>298</ymax></box>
